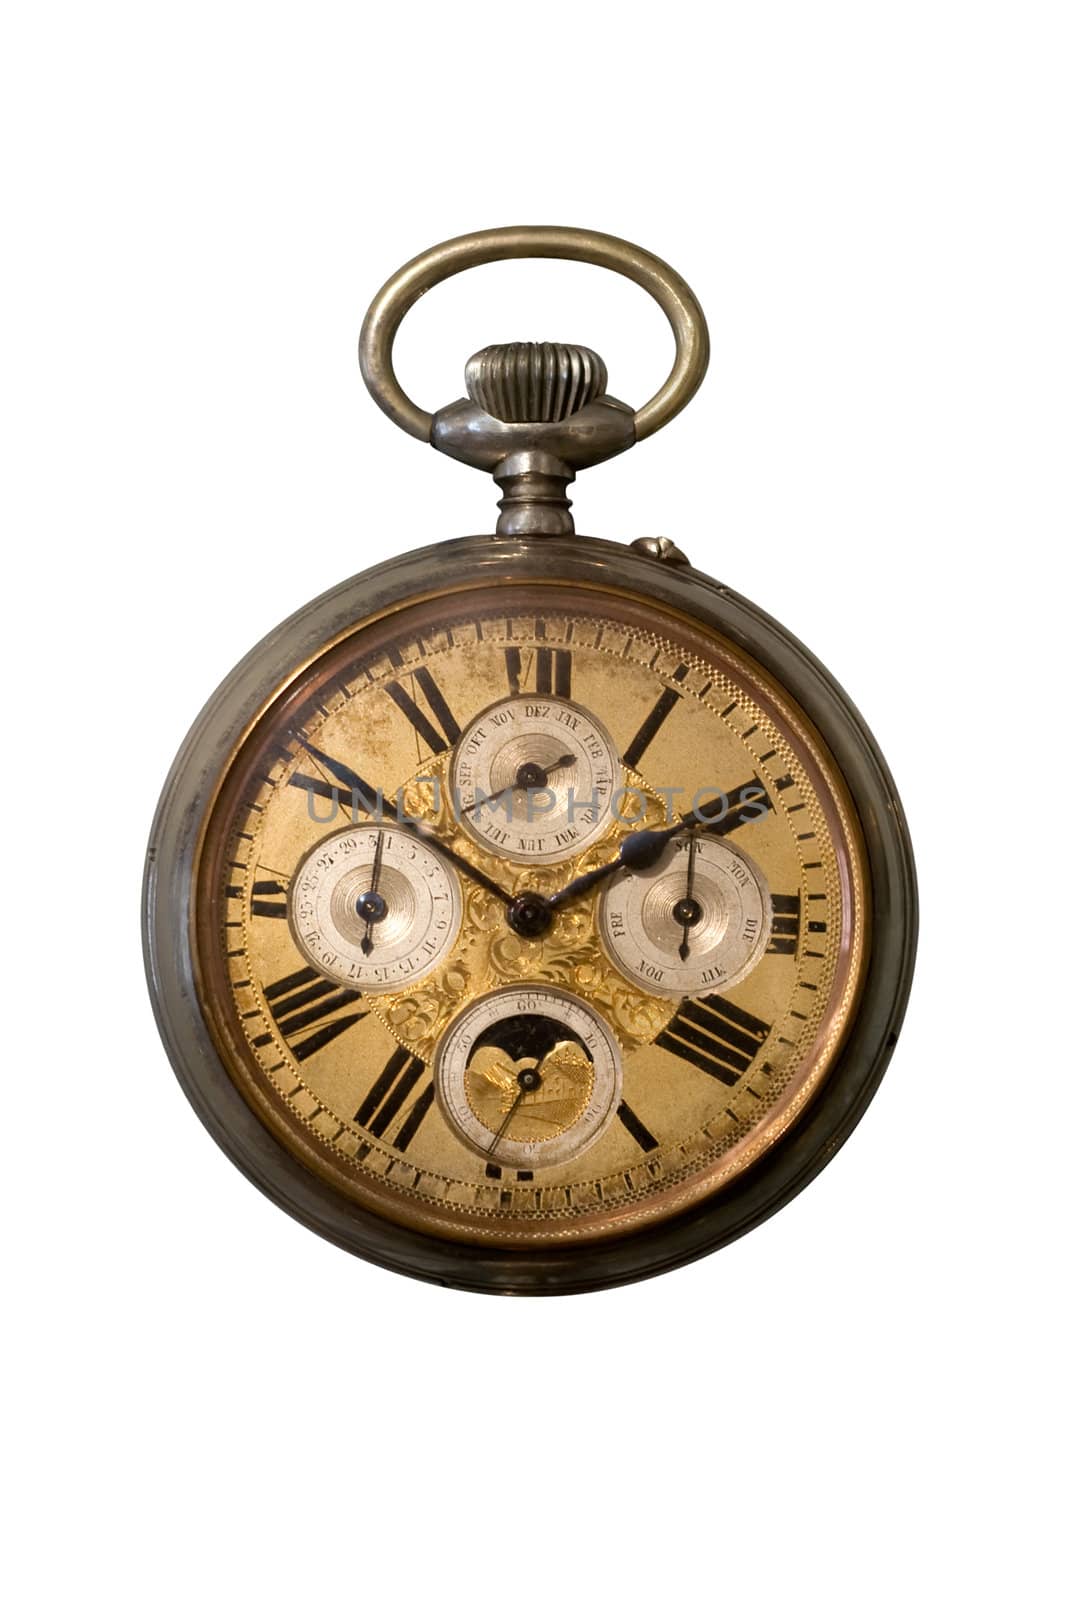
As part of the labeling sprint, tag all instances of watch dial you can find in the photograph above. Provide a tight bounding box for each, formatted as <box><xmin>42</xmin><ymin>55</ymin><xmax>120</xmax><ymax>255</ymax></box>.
<box><xmin>289</xmin><ymin>824</ymin><xmax>463</xmax><ymax>994</ymax></box>
<box><xmin>196</xmin><ymin>582</ymin><xmax>867</xmax><ymax>1246</ymax></box>
<box><xmin>451</xmin><ymin>694</ymin><xmax>619</xmax><ymax>863</ymax></box>
<box><xmin>598</xmin><ymin>831</ymin><xmax>774</xmax><ymax>997</ymax></box>
<box><xmin>436</xmin><ymin>985</ymin><xmax>622</xmax><ymax>1170</ymax></box>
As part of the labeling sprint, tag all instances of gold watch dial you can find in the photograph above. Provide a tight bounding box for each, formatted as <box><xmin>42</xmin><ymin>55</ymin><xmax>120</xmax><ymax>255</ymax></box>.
<box><xmin>195</xmin><ymin>581</ymin><xmax>868</xmax><ymax>1247</ymax></box>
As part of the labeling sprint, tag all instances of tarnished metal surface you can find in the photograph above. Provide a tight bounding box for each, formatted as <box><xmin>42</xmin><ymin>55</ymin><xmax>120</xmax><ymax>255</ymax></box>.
<box><xmin>358</xmin><ymin>225</ymin><xmax>709</xmax><ymax>443</ymax></box>
<box><xmin>144</xmin><ymin>534</ymin><xmax>916</xmax><ymax>1294</ymax></box>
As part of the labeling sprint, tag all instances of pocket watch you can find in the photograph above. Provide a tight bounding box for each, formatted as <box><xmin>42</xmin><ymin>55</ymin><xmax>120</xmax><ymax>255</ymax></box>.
<box><xmin>144</xmin><ymin>226</ymin><xmax>917</xmax><ymax>1295</ymax></box>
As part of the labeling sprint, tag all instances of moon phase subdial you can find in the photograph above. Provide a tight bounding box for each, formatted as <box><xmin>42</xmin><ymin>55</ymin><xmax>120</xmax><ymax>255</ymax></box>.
<box><xmin>289</xmin><ymin>824</ymin><xmax>462</xmax><ymax>994</ymax></box>
<box><xmin>599</xmin><ymin>832</ymin><xmax>773</xmax><ymax>998</ymax></box>
<box><xmin>450</xmin><ymin>695</ymin><xmax>620</xmax><ymax>864</ymax></box>
<box><xmin>435</xmin><ymin>987</ymin><xmax>623</xmax><ymax>1169</ymax></box>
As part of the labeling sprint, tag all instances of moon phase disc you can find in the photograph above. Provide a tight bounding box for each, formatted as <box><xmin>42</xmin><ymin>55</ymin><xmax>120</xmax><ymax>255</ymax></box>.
<box><xmin>435</xmin><ymin>986</ymin><xmax>623</xmax><ymax>1169</ymax></box>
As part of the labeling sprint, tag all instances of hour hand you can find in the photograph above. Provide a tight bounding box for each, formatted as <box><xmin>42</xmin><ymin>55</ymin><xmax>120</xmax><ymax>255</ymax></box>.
<box><xmin>547</xmin><ymin>823</ymin><xmax>680</xmax><ymax>909</ymax></box>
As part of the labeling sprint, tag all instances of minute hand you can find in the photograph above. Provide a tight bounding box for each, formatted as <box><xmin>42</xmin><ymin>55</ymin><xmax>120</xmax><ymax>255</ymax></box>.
<box><xmin>294</xmin><ymin>734</ymin><xmax>517</xmax><ymax>909</ymax></box>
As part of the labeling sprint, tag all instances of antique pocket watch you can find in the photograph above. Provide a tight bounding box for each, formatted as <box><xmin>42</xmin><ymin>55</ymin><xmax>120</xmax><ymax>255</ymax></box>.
<box><xmin>144</xmin><ymin>226</ymin><xmax>917</xmax><ymax>1294</ymax></box>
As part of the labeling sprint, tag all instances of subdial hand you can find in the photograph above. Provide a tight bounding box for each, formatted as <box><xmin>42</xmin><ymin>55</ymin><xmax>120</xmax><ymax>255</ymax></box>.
<box><xmin>293</xmin><ymin>733</ymin><xmax>518</xmax><ymax>910</ymax></box>
<box><xmin>674</xmin><ymin>832</ymin><xmax>701</xmax><ymax>961</ymax></box>
<box><xmin>356</xmin><ymin>829</ymin><xmax>387</xmax><ymax>956</ymax></box>
<box><xmin>487</xmin><ymin>1064</ymin><xmax>542</xmax><ymax>1158</ymax></box>
<box><xmin>460</xmin><ymin>753</ymin><xmax>577</xmax><ymax>815</ymax></box>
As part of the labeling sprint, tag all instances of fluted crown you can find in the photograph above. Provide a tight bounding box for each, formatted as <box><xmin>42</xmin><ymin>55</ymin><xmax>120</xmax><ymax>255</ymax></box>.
<box><xmin>465</xmin><ymin>342</ymin><xmax>608</xmax><ymax>424</ymax></box>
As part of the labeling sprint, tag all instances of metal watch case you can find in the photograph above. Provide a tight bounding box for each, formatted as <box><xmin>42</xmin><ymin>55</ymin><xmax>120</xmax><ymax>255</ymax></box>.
<box><xmin>143</xmin><ymin>531</ymin><xmax>917</xmax><ymax>1295</ymax></box>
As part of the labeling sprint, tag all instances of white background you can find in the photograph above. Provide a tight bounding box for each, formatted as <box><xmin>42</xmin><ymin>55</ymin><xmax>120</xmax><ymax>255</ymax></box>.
<box><xmin>2</xmin><ymin>4</ymin><xmax>1063</xmax><ymax>1596</ymax></box>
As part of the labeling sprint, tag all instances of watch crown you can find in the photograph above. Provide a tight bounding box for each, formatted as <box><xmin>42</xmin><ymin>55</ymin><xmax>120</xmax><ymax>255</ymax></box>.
<box><xmin>465</xmin><ymin>342</ymin><xmax>608</xmax><ymax>423</ymax></box>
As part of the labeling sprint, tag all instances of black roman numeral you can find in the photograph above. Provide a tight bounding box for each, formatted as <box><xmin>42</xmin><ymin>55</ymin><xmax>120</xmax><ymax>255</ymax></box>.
<box><xmin>769</xmin><ymin>892</ymin><xmax>800</xmax><ymax>955</ymax></box>
<box><xmin>354</xmin><ymin>1047</ymin><xmax>434</xmax><ymax>1152</ymax></box>
<box><xmin>657</xmin><ymin>995</ymin><xmax>770</xmax><ymax>1086</ymax></box>
<box><xmin>504</xmin><ymin>644</ymin><xmax>572</xmax><ymax>697</ymax></box>
<box><xmin>616</xmin><ymin>1099</ymin><xmax>659</xmax><ymax>1152</ymax></box>
<box><xmin>681</xmin><ymin>776</ymin><xmax>772</xmax><ymax>836</ymax></box>
<box><xmin>249</xmin><ymin>877</ymin><xmax>288</xmax><ymax>919</ymax></box>
<box><xmin>385</xmin><ymin>667</ymin><xmax>461</xmax><ymax>756</ymax></box>
<box><xmin>263</xmin><ymin>967</ymin><xmax>365</xmax><ymax>1061</ymax></box>
<box><xmin>287</xmin><ymin>770</ymin><xmax>392</xmax><ymax>818</ymax></box>
<box><xmin>622</xmin><ymin>664</ymin><xmax>689</xmax><ymax>768</ymax></box>
<box><xmin>288</xmin><ymin>772</ymin><xmax>345</xmax><ymax>809</ymax></box>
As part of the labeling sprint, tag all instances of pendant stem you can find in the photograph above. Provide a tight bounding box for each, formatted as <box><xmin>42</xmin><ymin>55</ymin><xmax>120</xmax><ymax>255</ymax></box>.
<box><xmin>493</xmin><ymin>450</ymin><xmax>575</xmax><ymax>538</ymax></box>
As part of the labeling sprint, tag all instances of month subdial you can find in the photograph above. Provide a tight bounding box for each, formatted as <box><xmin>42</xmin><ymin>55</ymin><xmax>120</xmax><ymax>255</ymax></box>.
<box><xmin>598</xmin><ymin>833</ymin><xmax>773</xmax><ymax>999</ymax></box>
<box><xmin>435</xmin><ymin>987</ymin><xmax>623</xmax><ymax>1170</ymax></box>
<box><xmin>450</xmin><ymin>694</ymin><xmax>620</xmax><ymax>864</ymax></box>
<box><xmin>288</xmin><ymin>824</ymin><xmax>463</xmax><ymax>994</ymax></box>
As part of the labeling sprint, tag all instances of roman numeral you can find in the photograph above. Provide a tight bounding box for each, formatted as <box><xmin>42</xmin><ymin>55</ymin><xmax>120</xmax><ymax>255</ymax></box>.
<box><xmin>504</xmin><ymin>644</ymin><xmax>572</xmax><ymax>697</ymax></box>
<box><xmin>769</xmin><ymin>892</ymin><xmax>800</xmax><ymax>955</ymax></box>
<box><xmin>484</xmin><ymin>1163</ymin><xmax>535</xmax><ymax>1180</ymax></box>
<box><xmin>681</xmin><ymin>776</ymin><xmax>772</xmax><ymax>836</ymax></box>
<box><xmin>263</xmin><ymin>966</ymin><xmax>365</xmax><ymax>1061</ymax></box>
<box><xmin>287</xmin><ymin>756</ymin><xmax>392</xmax><ymax>818</ymax></box>
<box><xmin>622</xmin><ymin>664</ymin><xmax>689</xmax><ymax>768</ymax></box>
<box><xmin>354</xmin><ymin>1047</ymin><xmax>434</xmax><ymax>1152</ymax></box>
<box><xmin>385</xmin><ymin>667</ymin><xmax>461</xmax><ymax>756</ymax></box>
<box><xmin>249</xmin><ymin>877</ymin><xmax>288</xmax><ymax>919</ymax></box>
<box><xmin>657</xmin><ymin>994</ymin><xmax>770</xmax><ymax>1086</ymax></box>
<box><xmin>616</xmin><ymin>1099</ymin><xmax>659</xmax><ymax>1152</ymax></box>
<box><xmin>288</xmin><ymin>772</ymin><xmax>348</xmax><ymax>811</ymax></box>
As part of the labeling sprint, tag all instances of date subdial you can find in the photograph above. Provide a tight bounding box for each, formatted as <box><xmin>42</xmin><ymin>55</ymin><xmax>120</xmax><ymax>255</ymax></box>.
<box><xmin>599</xmin><ymin>833</ymin><xmax>773</xmax><ymax>998</ymax></box>
<box><xmin>289</xmin><ymin>824</ymin><xmax>462</xmax><ymax>994</ymax></box>
<box><xmin>435</xmin><ymin>986</ymin><xmax>622</xmax><ymax>1170</ymax></box>
<box><xmin>450</xmin><ymin>695</ymin><xmax>619</xmax><ymax>864</ymax></box>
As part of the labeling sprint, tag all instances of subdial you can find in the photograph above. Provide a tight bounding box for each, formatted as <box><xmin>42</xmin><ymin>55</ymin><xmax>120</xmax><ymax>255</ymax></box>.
<box><xmin>289</xmin><ymin>824</ymin><xmax>462</xmax><ymax>994</ymax></box>
<box><xmin>435</xmin><ymin>986</ymin><xmax>622</xmax><ymax>1170</ymax></box>
<box><xmin>450</xmin><ymin>695</ymin><xmax>620</xmax><ymax>864</ymax></box>
<box><xmin>599</xmin><ymin>832</ymin><xmax>772</xmax><ymax>998</ymax></box>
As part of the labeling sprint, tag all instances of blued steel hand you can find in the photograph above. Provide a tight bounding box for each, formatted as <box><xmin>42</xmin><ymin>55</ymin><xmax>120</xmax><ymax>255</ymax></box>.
<box><xmin>676</xmin><ymin>832</ymin><xmax>700</xmax><ymax>961</ymax></box>
<box><xmin>487</xmin><ymin>1064</ymin><xmax>541</xmax><ymax>1158</ymax></box>
<box><xmin>357</xmin><ymin>829</ymin><xmax>386</xmax><ymax>956</ymax></box>
<box><xmin>460</xmin><ymin>753</ymin><xmax>577</xmax><ymax>816</ymax></box>
<box><xmin>294</xmin><ymin>733</ymin><xmax>518</xmax><ymax>909</ymax></box>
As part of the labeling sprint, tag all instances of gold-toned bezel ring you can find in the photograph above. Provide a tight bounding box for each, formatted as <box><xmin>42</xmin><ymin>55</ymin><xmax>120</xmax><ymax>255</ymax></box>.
<box><xmin>358</xmin><ymin>225</ymin><xmax>710</xmax><ymax>444</ymax></box>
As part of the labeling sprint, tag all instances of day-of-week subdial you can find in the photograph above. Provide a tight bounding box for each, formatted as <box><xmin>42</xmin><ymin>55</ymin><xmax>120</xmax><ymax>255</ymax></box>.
<box><xmin>435</xmin><ymin>986</ymin><xmax>623</xmax><ymax>1170</ymax></box>
<box><xmin>450</xmin><ymin>694</ymin><xmax>619</xmax><ymax>864</ymax></box>
<box><xmin>599</xmin><ymin>832</ymin><xmax>772</xmax><ymax>998</ymax></box>
<box><xmin>289</xmin><ymin>824</ymin><xmax>462</xmax><ymax>994</ymax></box>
